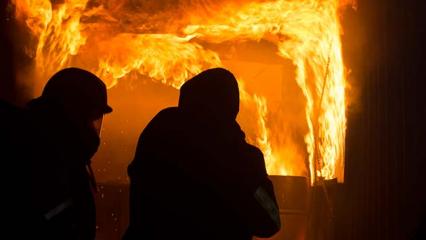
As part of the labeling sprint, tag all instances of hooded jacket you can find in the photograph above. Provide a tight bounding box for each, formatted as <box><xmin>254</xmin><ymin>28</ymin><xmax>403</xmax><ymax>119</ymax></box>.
<box><xmin>125</xmin><ymin>68</ymin><xmax>280</xmax><ymax>240</ymax></box>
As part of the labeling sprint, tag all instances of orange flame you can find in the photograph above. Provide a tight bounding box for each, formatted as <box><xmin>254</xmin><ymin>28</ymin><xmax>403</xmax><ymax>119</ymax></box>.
<box><xmin>14</xmin><ymin>0</ymin><xmax>351</xmax><ymax>184</ymax></box>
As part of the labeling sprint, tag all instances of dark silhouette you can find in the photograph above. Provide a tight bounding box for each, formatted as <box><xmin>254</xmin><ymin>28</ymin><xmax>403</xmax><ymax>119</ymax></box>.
<box><xmin>26</xmin><ymin>68</ymin><xmax>112</xmax><ymax>240</ymax></box>
<box><xmin>0</xmin><ymin>100</ymin><xmax>21</xmax><ymax>153</ymax></box>
<box><xmin>1</xmin><ymin>96</ymin><xmax>34</xmax><ymax>239</ymax></box>
<box><xmin>124</xmin><ymin>68</ymin><xmax>281</xmax><ymax>240</ymax></box>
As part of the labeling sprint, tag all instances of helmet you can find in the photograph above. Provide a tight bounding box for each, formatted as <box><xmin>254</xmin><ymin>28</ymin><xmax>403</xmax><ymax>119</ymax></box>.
<box><xmin>41</xmin><ymin>67</ymin><xmax>112</xmax><ymax>120</ymax></box>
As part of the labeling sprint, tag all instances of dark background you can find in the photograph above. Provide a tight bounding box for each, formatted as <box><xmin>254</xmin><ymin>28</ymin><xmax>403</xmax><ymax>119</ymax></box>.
<box><xmin>2</xmin><ymin>0</ymin><xmax>425</xmax><ymax>239</ymax></box>
<box><xmin>342</xmin><ymin>0</ymin><xmax>426</xmax><ymax>239</ymax></box>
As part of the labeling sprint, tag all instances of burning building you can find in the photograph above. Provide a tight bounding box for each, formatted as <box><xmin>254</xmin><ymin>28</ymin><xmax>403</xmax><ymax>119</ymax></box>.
<box><xmin>1</xmin><ymin>0</ymin><xmax>425</xmax><ymax>239</ymax></box>
<box><xmin>10</xmin><ymin>0</ymin><xmax>351</xmax><ymax>183</ymax></box>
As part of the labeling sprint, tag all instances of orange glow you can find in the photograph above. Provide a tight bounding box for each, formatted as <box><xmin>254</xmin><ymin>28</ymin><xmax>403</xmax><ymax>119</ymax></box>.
<box><xmin>14</xmin><ymin>0</ymin><xmax>352</xmax><ymax>184</ymax></box>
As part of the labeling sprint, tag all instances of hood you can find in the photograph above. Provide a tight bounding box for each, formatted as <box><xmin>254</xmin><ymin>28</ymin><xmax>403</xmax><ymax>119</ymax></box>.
<box><xmin>178</xmin><ymin>68</ymin><xmax>239</xmax><ymax>122</ymax></box>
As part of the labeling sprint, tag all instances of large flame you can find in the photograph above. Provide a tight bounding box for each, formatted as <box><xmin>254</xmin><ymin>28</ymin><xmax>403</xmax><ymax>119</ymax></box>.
<box><xmin>13</xmin><ymin>0</ymin><xmax>352</xmax><ymax>184</ymax></box>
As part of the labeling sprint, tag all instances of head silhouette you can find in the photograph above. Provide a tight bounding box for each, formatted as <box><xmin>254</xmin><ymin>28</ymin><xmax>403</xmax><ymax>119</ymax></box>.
<box><xmin>37</xmin><ymin>67</ymin><xmax>112</xmax><ymax>123</ymax></box>
<box><xmin>178</xmin><ymin>68</ymin><xmax>239</xmax><ymax>122</ymax></box>
<box><xmin>28</xmin><ymin>68</ymin><xmax>112</xmax><ymax>163</ymax></box>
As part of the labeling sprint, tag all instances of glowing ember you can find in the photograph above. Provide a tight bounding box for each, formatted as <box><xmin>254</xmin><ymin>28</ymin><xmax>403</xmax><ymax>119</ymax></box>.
<box><xmin>13</xmin><ymin>0</ymin><xmax>353</xmax><ymax>184</ymax></box>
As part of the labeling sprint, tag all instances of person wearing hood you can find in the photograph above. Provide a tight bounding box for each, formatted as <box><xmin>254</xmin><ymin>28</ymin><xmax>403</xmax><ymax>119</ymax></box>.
<box><xmin>124</xmin><ymin>68</ymin><xmax>281</xmax><ymax>240</ymax></box>
<box><xmin>26</xmin><ymin>68</ymin><xmax>112</xmax><ymax>240</ymax></box>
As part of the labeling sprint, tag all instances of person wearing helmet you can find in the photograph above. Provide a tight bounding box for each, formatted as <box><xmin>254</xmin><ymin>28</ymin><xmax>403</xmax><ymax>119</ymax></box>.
<box><xmin>124</xmin><ymin>68</ymin><xmax>280</xmax><ymax>240</ymax></box>
<box><xmin>26</xmin><ymin>68</ymin><xmax>112</xmax><ymax>240</ymax></box>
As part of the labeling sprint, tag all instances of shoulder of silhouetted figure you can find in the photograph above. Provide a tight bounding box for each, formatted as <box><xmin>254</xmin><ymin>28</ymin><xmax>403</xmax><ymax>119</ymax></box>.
<box><xmin>0</xmin><ymin>99</ymin><xmax>27</xmax><ymax>160</ymax></box>
<box><xmin>128</xmin><ymin>106</ymin><xmax>181</xmax><ymax>177</ymax></box>
<box><xmin>0</xmin><ymin>98</ymin><xmax>22</xmax><ymax>164</ymax></box>
<box><xmin>0</xmin><ymin>99</ymin><xmax>23</xmax><ymax>126</ymax></box>
<box><xmin>0</xmin><ymin>99</ymin><xmax>34</xmax><ymax>238</ymax></box>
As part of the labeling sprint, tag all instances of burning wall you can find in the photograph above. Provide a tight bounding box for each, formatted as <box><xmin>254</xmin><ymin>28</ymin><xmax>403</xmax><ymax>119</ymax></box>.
<box><xmin>12</xmin><ymin>0</ymin><xmax>353</xmax><ymax>184</ymax></box>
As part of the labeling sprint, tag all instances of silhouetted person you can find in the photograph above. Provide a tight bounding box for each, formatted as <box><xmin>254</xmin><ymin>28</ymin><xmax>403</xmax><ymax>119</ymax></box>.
<box><xmin>27</xmin><ymin>68</ymin><xmax>112</xmax><ymax>240</ymax></box>
<box><xmin>124</xmin><ymin>68</ymin><xmax>280</xmax><ymax>240</ymax></box>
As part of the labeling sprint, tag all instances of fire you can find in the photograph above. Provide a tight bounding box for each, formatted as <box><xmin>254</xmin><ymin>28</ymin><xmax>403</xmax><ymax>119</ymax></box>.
<box><xmin>13</xmin><ymin>0</ymin><xmax>352</xmax><ymax>184</ymax></box>
<box><xmin>13</xmin><ymin>0</ymin><xmax>88</xmax><ymax>76</ymax></box>
<box><xmin>96</xmin><ymin>33</ymin><xmax>221</xmax><ymax>88</ymax></box>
